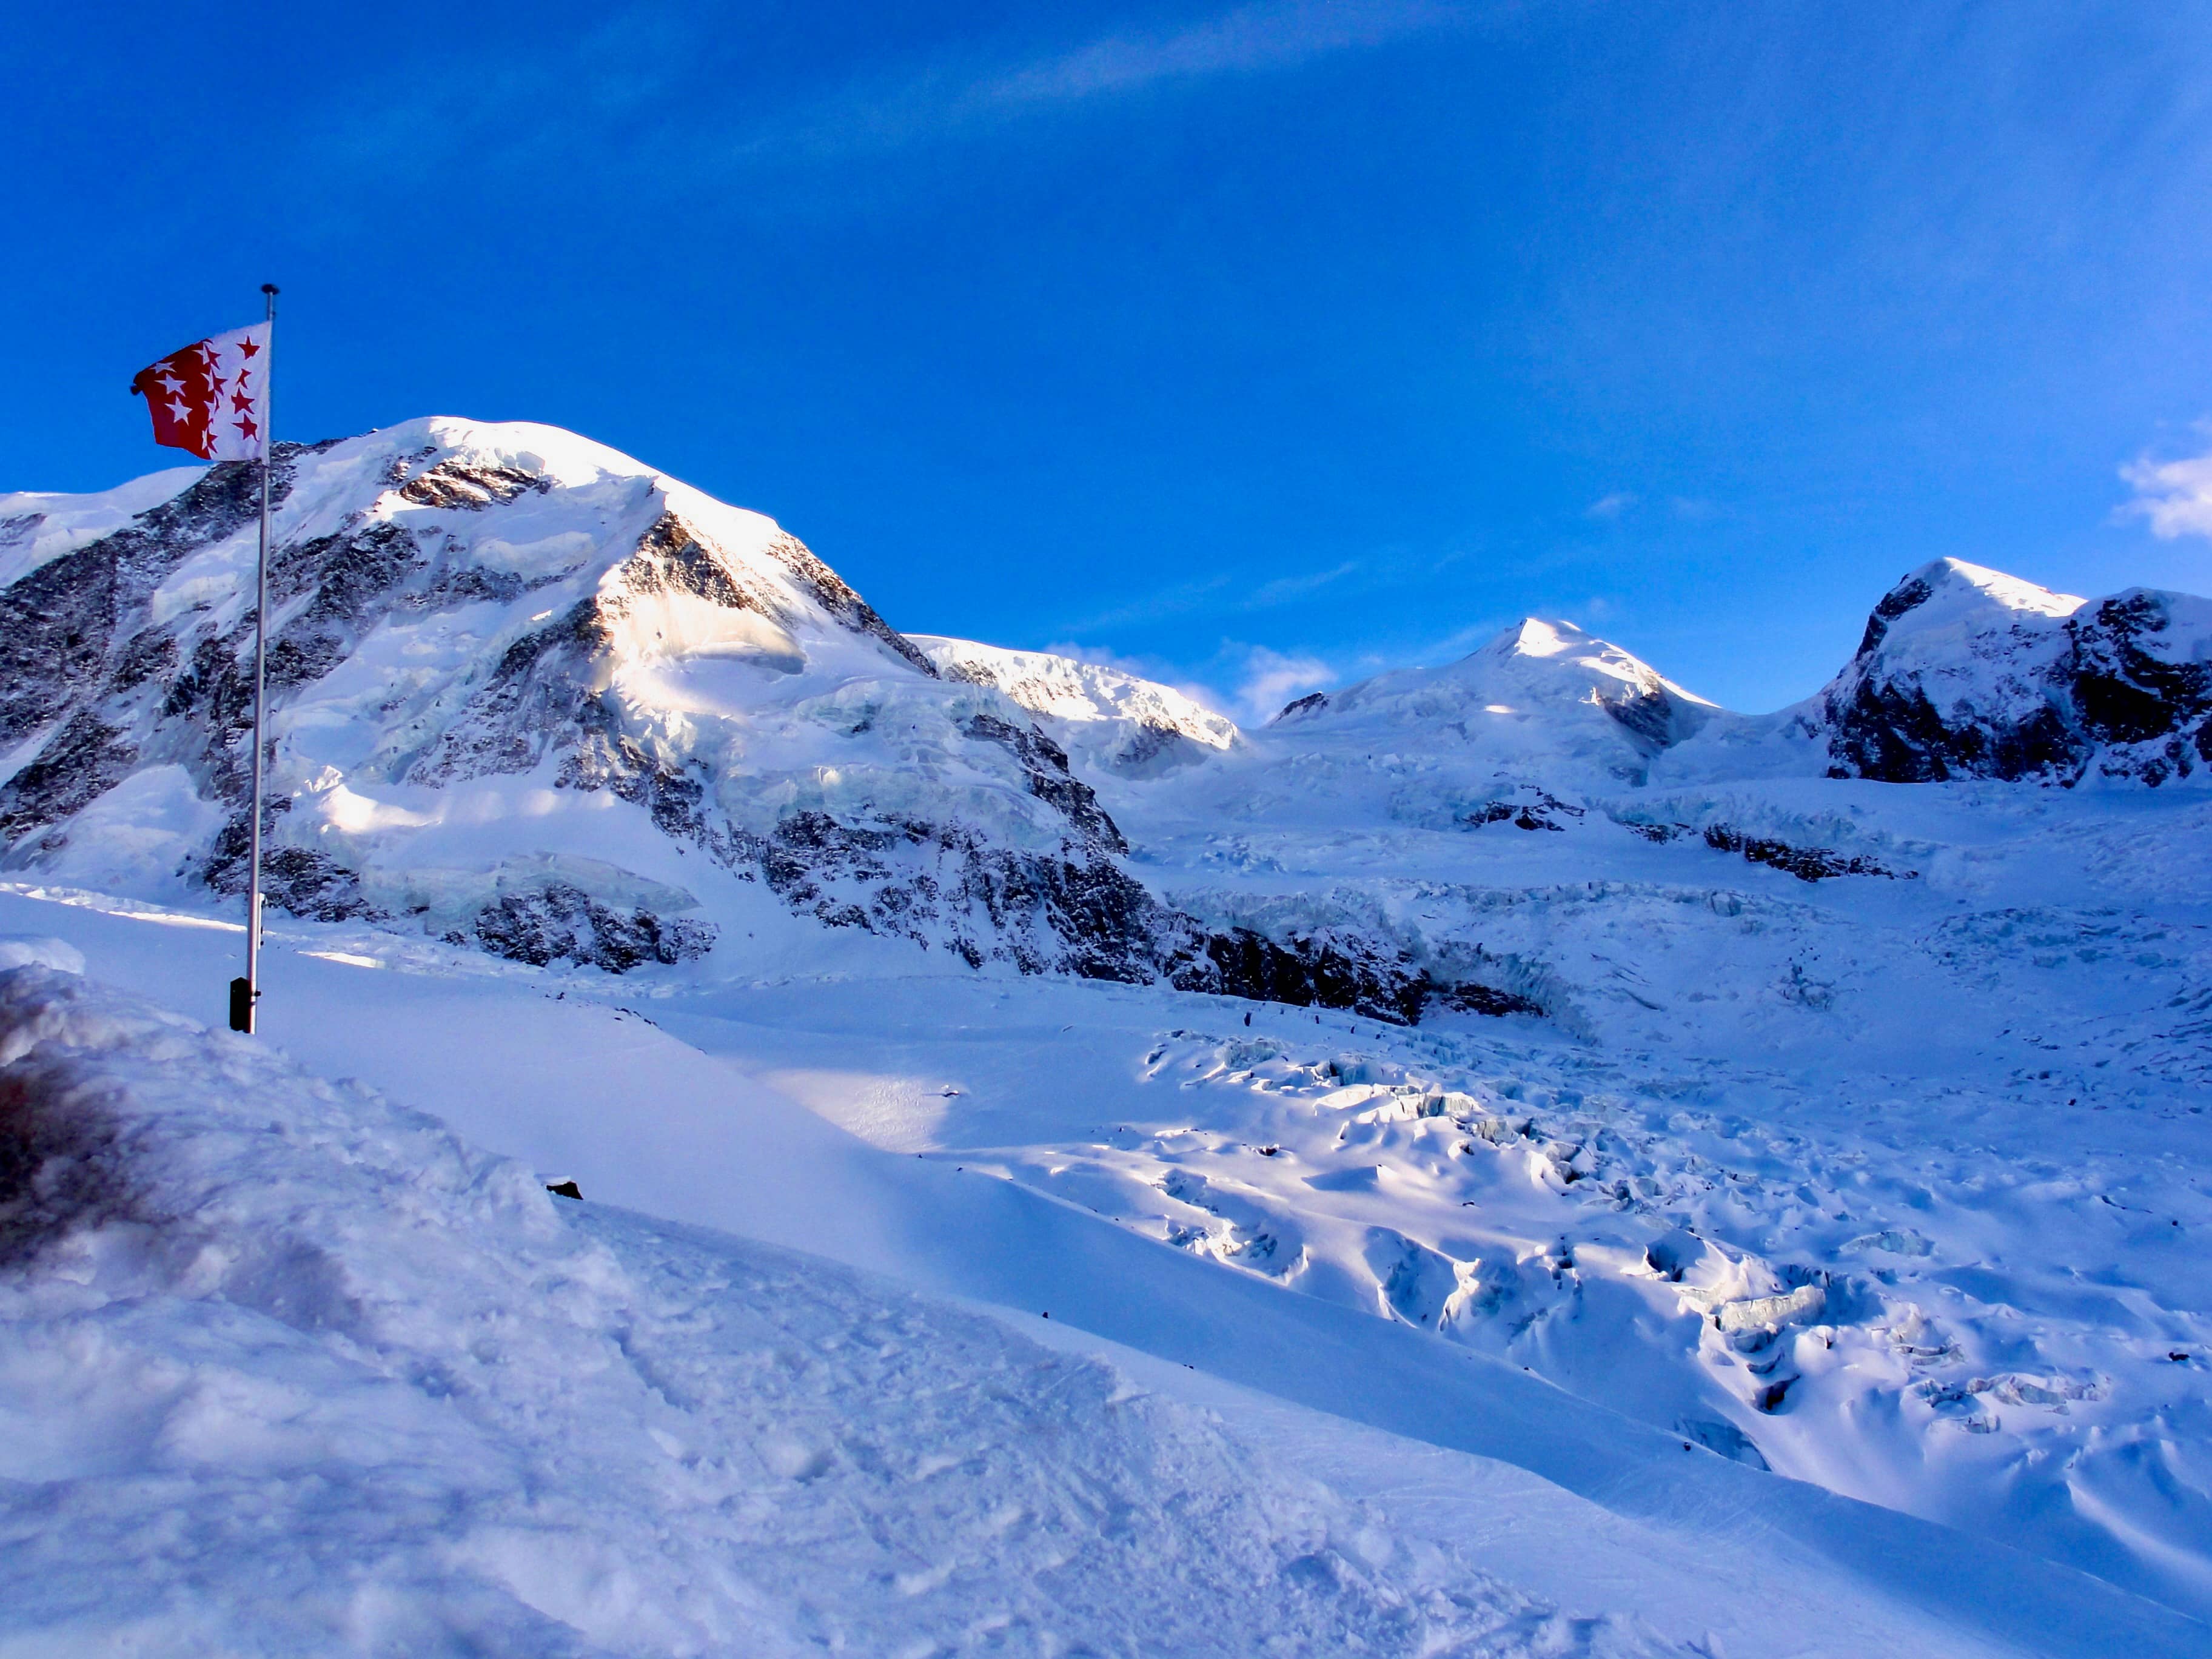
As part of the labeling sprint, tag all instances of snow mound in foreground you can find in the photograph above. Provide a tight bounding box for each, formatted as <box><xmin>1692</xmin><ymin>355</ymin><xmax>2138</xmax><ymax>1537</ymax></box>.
<box><xmin>0</xmin><ymin>964</ymin><xmax>1678</xmax><ymax>1658</ymax></box>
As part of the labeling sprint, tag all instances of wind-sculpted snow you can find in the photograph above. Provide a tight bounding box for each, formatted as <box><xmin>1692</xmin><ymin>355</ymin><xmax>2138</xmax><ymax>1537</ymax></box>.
<box><xmin>0</xmin><ymin>962</ymin><xmax>1691</xmax><ymax>1658</ymax></box>
<box><xmin>845</xmin><ymin>729</ymin><xmax>2212</xmax><ymax>1622</ymax></box>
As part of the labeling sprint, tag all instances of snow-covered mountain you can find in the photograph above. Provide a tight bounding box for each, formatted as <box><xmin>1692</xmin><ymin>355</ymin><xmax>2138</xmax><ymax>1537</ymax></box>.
<box><xmin>1282</xmin><ymin>619</ymin><xmax>1708</xmax><ymax>765</ymax></box>
<box><xmin>1271</xmin><ymin>617</ymin><xmax>1719</xmax><ymax>787</ymax></box>
<box><xmin>915</xmin><ymin>634</ymin><xmax>1238</xmax><ymax>776</ymax></box>
<box><xmin>8</xmin><ymin>423</ymin><xmax>2212</xmax><ymax>1651</ymax></box>
<box><xmin>1786</xmin><ymin>557</ymin><xmax>2212</xmax><ymax>786</ymax></box>
<box><xmin>0</xmin><ymin>422</ymin><xmax>1358</xmax><ymax>997</ymax></box>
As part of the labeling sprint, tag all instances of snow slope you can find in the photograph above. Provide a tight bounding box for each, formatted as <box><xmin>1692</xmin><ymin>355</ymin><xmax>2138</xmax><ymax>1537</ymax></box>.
<box><xmin>0</xmin><ymin>955</ymin><xmax>1700</xmax><ymax>1658</ymax></box>
<box><xmin>916</xmin><ymin>634</ymin><xmax>1238</xmax><ymax>777</ymax></box>
<box><xmin>5</xmin><ymin>913</ymin><xmax>2203</xmax><ymax>1657</ymax></box>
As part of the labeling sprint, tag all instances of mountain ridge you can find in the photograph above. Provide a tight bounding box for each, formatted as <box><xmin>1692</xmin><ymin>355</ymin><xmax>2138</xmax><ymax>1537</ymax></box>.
<box><xmin>8</xmin><ymin>418</ymin><xmax>2209</xmax><ymax>1007</ymax></box>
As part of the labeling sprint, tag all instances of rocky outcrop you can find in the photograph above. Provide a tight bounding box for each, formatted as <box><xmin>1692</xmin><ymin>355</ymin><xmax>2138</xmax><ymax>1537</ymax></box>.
<box><xmin>1817</xmin><ymin>561</ymin><xmax>2212</xmax><ymax>786</ymax></box>
<box><xmin>467</xmin><ymin>882</ymin><xmax>715</xmax><ymax>972</ymax></box>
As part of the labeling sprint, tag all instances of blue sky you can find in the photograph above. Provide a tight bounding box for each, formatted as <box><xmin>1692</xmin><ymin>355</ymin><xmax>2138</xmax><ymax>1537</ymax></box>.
<box><xmin>10</xmin><ymin>1</ymin><xmax>2212</xmax><ymax>717</ymax></box>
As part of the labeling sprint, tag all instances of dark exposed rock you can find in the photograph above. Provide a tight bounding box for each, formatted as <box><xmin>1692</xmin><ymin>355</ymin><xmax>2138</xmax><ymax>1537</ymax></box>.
<box><xmin>1110</xmin><ymin>722</ymin><xmax>1198</xmax><ymax>773</ymax></box>
<box><xmin>758</xmin><ymin>530</ymin><xmax>939</xmax><ymax>677</ymax></box>
<box><xmin>1822</xmin><ymin>570</ymin><xmax>2212</xmax><ymax>787</ymax></box>
<box><xmin>630</xmin><ymin>514</ymin><xmax>754</xmax><ymax>609</ymax></box>
<box><xmin>0</xmin><ymin>1005</ymin><xmax>144</xmax><ymax>1266</ymax></box>
<box><xmin>965</xmin><ymin>713</ymin><xmax>1128</xmax><ymax>853</ymax></box>
<box><xmin>1458</xmin><ymin>788</ymin><xmax>1585</xmax><ymax>833</ymax></box>
<box><xmin>0</xmin><ymin>448</ymin><xmax>291</xmax><ymax>751</ymax></box>
<box><xmin>1601</xmin><ymin>690</ymin><xmax>1681</xmax><ymax>752</ymax></box>
<box><xmin>1272</xmin><ymin>692</ymin><xmax>1330</xmax><ymax>724</ymax></box>
<box><xmin>469</xmin><ymin>882</ymin><xmax>716</xmax><ymax>973</ymax></box>
<box><xmin>1179</xmin><ymin>927</ymin><xmax>1431</xmax><ymax>1024</ymax></box>
<box><xmin>1824</xmin><ymin>679</ymin><xmax>2079</xmax><ymax>783</ymax></box>
<box><xmin>0</xmin><ymin>713</ymin><xmax>138</xmax><ymax>853</ymax></box>
<box><xmin>198</xmin><ymin>805</ymin><xmax>382</xmax><ymax>922</ymax></box>
<box><xmin>758</xmin><ymin>809</ymin><xmax>1158</xmax><ymax>981</ymax></box>
<box><xmin>406</xmin><ymin>602</ymin><xmax>606</xmax><ymax>784</ymax></box>
<box><xmin>395</xmin><ymin>460</ymin><xmax>551</xmax><ymax>510</ymax></box>
<box><xmin>268</xmin><ymin>520</ymin><xmax>427</xmax><ymax>692</ymax></box>
<box><xmin>1854</xmin><ymin>575</ymin><xmax>1935</xmax><ymax>659</ymax></box>
<box><xmin>1701</xmin><ymin>824</ymin><xmax>1906</xmax><ymax>882</ymax></box>
<box><xmin>1430</xmin><ymin>980</ymin><xmax>1546</xmax><ymax>1018</ymax></box>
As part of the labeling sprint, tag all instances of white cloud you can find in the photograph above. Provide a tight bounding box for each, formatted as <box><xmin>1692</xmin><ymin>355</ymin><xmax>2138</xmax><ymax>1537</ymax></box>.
<box><xmin>1247</xmin><ymin>560</ymin><xmax>1362</xmax><ymax>606</ymax></box>
<box><xmin>1585</xmin><ymin>491</ymin><xmax>1636</xmax><ymax>520</ymax></box>
<box><xmin>2123</xmin><ymin>434</ymin><xmax>2212</xmax><ymax>541</ymax></box>
<box><xmin>1229</xmin><ymin>645</ymin><xmax>1336</xmax><ymax>723</ymax></box>
<box><xmin>981</xmin><ymin>1</ymin><xmax>1464</xmax><ymax>110</ymax></box>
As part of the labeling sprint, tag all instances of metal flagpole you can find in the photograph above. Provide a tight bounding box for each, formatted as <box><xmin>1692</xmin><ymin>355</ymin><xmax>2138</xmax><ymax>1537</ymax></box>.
<box><xmin>232</xmin><ymin>282</ymin><xmax>279</xmax><ymax>1035</ymax></box>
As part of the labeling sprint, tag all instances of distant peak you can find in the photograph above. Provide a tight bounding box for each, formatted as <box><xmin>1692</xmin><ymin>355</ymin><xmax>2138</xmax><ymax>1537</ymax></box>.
<box><xmin>1496</xmin><ymin>618</ymin><xmax>1591</xmax><ymax>659</ymax></box>
<box><xmin>1857</xmin><ymin>558</ymin><xmax>2085</xmax><ymax>658</ymax></box>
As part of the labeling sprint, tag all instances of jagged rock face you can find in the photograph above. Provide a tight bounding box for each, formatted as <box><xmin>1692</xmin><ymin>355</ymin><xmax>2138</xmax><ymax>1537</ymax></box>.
<box><xmin>0</xmin><ymin>421</ymin><xmax>1498</xmax><ymax>1020</ymax></box>
<box><xmin>1818</xmin><ymin>560</ymin><xmax>2212</xmax><ymax>786</ymax></box>
<box><xmin>0</xmin><ymin>421</ymin><xmax>1173</xmax><ymax>978</ymax></box>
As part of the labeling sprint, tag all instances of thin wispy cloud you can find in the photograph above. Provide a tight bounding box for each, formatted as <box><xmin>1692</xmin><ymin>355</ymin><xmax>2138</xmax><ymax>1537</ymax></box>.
<box><xmin>1060</xmin><ymin>538</ymin><xmax>1475</xmax><ymax>636</ymax></box>
<box><xmin>1247</xmin><ymin>560</ymin><xmax>1362</xmax><ymax>606</ymax></box>
<box><xmin>982</xmin><ymin>1</ymin><xmax>1469</xmax><ymax>109</ymax></box>
<box><xmin>1065</xmin><ymin>571</ymin><xmax>1240</xmax><ymax>634</ymax></box>
<box><xmin>1585</xmin><ymin>491</ymin><xmax>1636</xmax><ymax>520</ymax></box>
<box><xmin>315</xmin><ymin>0</ymin><xmax>1484</xmax><ymax>196</ymax></box>
<box><xmin>732</xmin><ymin>0</ymin><xmax>1485</xmax><ymax>167</ymax></box>
<box><xmin>1228</xmin><ymin>644</ymin><xmax>1336</xmax><ymax>723</ymax></box>
<box><xmin>2122</xmin><ymin>429</ymin><xmax>2212</xmax><ymax>541</ymax></box>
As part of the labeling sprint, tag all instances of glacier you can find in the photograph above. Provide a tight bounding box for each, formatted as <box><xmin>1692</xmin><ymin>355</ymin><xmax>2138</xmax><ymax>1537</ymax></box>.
<box><xmin>2</xmin><ymin>419</ymin><xmax>2209</xmax><ymax>1655</ymax></box>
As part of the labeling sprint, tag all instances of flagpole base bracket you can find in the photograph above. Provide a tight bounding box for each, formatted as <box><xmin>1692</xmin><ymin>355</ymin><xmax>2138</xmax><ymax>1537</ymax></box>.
<box><xmin>228</xmin><ymin>976</ymin><xmax>256</xmax><ymax>1035</ymax></box>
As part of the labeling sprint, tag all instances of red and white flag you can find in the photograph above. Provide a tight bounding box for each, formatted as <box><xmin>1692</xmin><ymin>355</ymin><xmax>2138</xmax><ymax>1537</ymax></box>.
<box><xmin>130</xmin><ymin>323</ymin><xmax>270</xmax><ymax>461</ymax></box>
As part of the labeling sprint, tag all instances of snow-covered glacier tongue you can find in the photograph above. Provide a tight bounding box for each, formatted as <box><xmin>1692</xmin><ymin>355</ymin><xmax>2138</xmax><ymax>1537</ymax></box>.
<box><xmin>891</xmin><ymin>592</ymin><xmax>2212</xmax><ymax>1633</ymax></box>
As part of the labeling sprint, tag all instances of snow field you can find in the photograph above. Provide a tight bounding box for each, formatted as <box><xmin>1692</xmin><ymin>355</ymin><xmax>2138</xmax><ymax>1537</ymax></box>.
<box><xmin>0</xmin><ymin>957</ymin><xmax>1695</xmax><ymax>1658</ymax></box>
